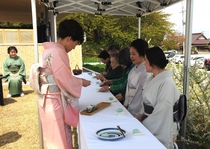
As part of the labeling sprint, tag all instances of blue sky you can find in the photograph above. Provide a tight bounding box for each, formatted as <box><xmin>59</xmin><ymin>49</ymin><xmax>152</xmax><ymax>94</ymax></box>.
<box><xmin>161</xmin><ymin>0</ymin><xmax>210</xmax><ymax>38</ymax></box>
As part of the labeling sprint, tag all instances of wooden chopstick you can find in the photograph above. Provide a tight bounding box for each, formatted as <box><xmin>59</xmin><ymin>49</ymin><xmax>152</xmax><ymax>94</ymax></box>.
<box><xmin>117</xmin><ymin>125</ymin><xmax>125</xmax><ymax>138</ymax></box>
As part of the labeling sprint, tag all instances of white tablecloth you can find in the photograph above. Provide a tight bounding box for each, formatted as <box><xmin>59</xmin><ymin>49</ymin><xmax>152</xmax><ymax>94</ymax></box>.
<box><xmin>76</xmin><ymin>73</ymin><xmax>166</xmax><ymax>149</ymax></box>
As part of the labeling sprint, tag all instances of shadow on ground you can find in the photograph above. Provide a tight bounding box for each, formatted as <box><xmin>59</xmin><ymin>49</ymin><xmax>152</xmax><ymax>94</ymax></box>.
<box><xmin>2</xmin><ymin>98</ymin><xmax>17</xmax><ymax>105</ymax></box>
<box><xmin>23</xmin><ymin>90</ymin><xmax>34</xmax><ymax>95</ymax></box>
<box><xmin>0</xmin><ymin>131</ymin><xmax>22</xmax><ymax>147</ymax></box>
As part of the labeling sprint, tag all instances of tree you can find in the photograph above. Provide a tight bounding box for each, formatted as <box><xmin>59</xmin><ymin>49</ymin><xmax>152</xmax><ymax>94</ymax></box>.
<box><xmin>161</xmin><ymin>32</ymin><xmax>185</xmax><ymax>51</ymax></box>
<box><xmin>141</xmin><ymin>12</ymin><xmax>173</xmax><ymax>47</ymax></box>
<box><xmin>60</xmin><ymin>11</ymin><xmax>174</xmax><ymax>57</ymax></box>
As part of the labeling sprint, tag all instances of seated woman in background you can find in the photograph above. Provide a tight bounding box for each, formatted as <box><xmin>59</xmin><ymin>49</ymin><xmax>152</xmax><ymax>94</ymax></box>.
<box><xmin>3</xmin><ymin>46</ymin><xmax>26</xmax><ymax>97</ymax></box>
<box><xmin>141</xmin><ymin>46</ymin><xmax>180</xmax><ymax>149</ymax></box>
<box><xmin>99</xmin><ymin>47</ymin><xmax>134</xmax><ymax>104</ymax></box>
<box><xmin>96</xmin><ymin>53</ymin><xmax>123</xmax><ymax>81</ymax></box>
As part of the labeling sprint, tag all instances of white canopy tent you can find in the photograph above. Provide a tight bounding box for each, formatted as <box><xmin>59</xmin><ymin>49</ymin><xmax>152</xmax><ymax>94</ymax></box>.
<box><xmin>30</xmin><ymin>0</ymin><xmax>194</xmax><ymax>148</ymax></box>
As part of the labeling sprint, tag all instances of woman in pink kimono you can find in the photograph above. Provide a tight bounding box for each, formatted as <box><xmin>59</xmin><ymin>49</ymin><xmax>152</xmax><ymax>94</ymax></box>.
<box><xmin>38</xmin><ymin>19</ymin><xmax>90</xmax><ymax>149</ymax></box>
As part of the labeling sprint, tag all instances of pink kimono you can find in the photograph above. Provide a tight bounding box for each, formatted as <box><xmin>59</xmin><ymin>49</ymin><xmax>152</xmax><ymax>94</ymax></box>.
<box><xmin>38</xmin><ymin>42</ymin><xmax>82</xmax><ymax>149</ymax></box>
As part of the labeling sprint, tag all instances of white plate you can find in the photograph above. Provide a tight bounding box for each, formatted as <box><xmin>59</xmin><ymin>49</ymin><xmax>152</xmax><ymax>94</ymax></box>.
<box><xmin>96</xmin><ymin>128</ymin><xmax>126</xmax><ymax>140</ymax></box>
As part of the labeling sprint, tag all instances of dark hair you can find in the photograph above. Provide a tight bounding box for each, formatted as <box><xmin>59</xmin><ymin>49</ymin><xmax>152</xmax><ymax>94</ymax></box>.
<box><xmin>145</xmin><ymin>46</ymin><xmax>168</xmax><ymax>69</ymax></box>
<box><xmin>130</xmin><ymin>38</ymin><xmax>148</xmax><ymax>57</ymax></box>
<box><xmin>107</xmin><ymin>44</ymin><xmax>120</xmax><ymax>53</ymax></box>
<box><xmin>110</xmin><ymin>53</ymin><xmax>119</xmax><ymax>63</ymax></box>
<box><xmin>57</xmin><ymin>19</ymin><xmax>84</xmax><ymax>44</ymax></box>
<box><xmin>7</xmin><ymin>46</ymin><xmax>18</xmax><ymax>54</ymax></box>
<box><xmin>98</xmin><ymin>50</ymin><xmax>110</xmax><ymax>59</ymax></box>
<box><xmin>118</xmin><ymin>47</ymin><xmax>132</xmax><ymax>67</ymax></box>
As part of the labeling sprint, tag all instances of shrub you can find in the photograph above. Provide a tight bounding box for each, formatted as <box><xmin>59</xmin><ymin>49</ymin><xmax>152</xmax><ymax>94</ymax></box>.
<box><xmin>83</xmin><ymin>64</ymin><xmax>105</xmax><ymax>73</ymax></box>
<box><xmin>167</xmin><ymin>62</ymin><xmax>210</xmax><ymax>149</ymax></box>
<box><xmin>83</xmin><ymin>57</ymin><xmax>100</xmax><ymax>63</ymax></box>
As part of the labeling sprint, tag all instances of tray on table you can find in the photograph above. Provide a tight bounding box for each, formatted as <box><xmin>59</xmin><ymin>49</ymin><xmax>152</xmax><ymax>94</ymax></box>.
<box><xmin>80</xmin><ymin>102</ymin><xmax>111</xmax><ymax>115</ymax></box>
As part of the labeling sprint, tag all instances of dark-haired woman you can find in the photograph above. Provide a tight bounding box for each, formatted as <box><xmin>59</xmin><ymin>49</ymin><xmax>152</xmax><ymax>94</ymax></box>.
<box><xmin>3</xmin><ymin>46</ymin><xmax>26</xmax><ymax>97</ymax></box>
<box><xmin>124</xmin><ymin>39</ymin><xmax>150</xmax><ymax>118</ymax></box>
<box><xmin>141</xmin><ymin>46</ymin><xmax>180</xmax><ymax>149</ymax></box>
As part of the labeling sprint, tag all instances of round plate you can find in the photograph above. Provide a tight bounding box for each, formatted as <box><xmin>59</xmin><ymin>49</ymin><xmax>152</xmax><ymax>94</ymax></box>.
<box><xmin>96</xmin><ymin>128</ymin><xmax>126</xmax><ymax>140</ymax></box>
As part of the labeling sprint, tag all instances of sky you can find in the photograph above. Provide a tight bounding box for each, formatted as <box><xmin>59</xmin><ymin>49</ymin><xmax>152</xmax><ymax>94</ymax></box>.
<box><xmin>161</xmin><ymin>0</ymin><xmax>210</xmax><ymax>38</ymax></box>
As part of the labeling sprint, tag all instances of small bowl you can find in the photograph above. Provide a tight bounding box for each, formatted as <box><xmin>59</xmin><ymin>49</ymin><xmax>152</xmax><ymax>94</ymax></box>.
<box><xmin>108</xmin><ymin>97</ymin><xmax>113</xmax><ymax>101</ymax></box>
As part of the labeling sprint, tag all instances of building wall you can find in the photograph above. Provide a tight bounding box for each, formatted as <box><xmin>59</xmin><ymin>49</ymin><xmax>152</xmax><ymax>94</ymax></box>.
<box><xmin>0</xmin><ymin>29</ymin><xmax>83</xmax><ymax>76</ymax></box>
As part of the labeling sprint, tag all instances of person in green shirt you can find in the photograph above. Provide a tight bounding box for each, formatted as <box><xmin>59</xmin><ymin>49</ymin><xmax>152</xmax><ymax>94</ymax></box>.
<box><xmin>99</xmin><ymin>47</ymin><xmax>134</xmax><ymax>104</ymax></box>
<box><xmin>3</xmin><ymin>46</ymin><xmax>26</xmax><ymax>97</ymax></box>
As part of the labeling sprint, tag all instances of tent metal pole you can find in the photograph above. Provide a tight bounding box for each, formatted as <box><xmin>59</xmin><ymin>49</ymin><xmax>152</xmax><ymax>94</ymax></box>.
<box><xmin>49</xmin><ymin>11</ymin><xmax>57</xmax><ymax>42</ymax></box>
<box><xmin>31</xmin><ymin>0</ymin><xmax>39</xmax><ymax>63</ymax></box>
<box><xmin>182</xmin><ymin>0</ymin><xmax>194</xmax><ymax>149</ymax></box>
<box><xmin>138</xmin><ymin>17</ymin><xmax>141</xmax><ymax>38</ymax></box>
<box><xmin>31</xmin><ymin>0</ymin><xmax>44</xmax><ymax>149</ymax></box>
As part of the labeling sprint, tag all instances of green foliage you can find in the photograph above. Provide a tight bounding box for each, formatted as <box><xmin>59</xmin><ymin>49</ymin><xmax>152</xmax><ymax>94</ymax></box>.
<box><xmin>83</xmin><ymin>64</ymin><xmax>105</xmax><ymax>73</ymax></box>
<box><xmin>83</xmin><ymin>57</ymin><xmax>100</xmax><ymax>63</ymax></box>
<box><xmin>186</xmin><ymin>66</ymin><xmax>210</xmax><ymax>148</ymax></box>
<box><xmin>2</xmin><ymin>12</ymin><xmax>177</xmax><ymax>56</ymax></box>
<box><xmin>61</xmin><ymin>12</ymin><xmax>174</xmax><ymax>57</ymax></box>
<box><xmin>0</xmin><ymin>22</ymin><xmax>32</xmax><ymax>28</ymax></box>
<box><xmin>167</xmin><ymin>63</ymin><xmax>210</xmax><ymax>149</ymax></box>
<box><xmin>161</xmin><ymin>32</ymin><xmax>184</xmax><ymax>51</ymax></box>
<box><xmin>141</xmin><ymin>12</ymin><xmax>172</xmax><ymax>47</ymax></box>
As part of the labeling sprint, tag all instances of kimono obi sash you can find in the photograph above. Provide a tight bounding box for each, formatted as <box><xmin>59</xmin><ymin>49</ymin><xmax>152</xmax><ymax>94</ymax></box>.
<box><xmin>143</xmin><ymin>103</ymin><xmax>154</xmax><ymax>120</ymax></box>
<box><xmin>143</xmin><ymin>94</ymin><xmax>187</xmax><ymax>123</ymax></box>
<box><xmin>9</xmin><ymin>65</ymin><xmax>20</xmax><ymax>74</ymax></box>
<box><xmin>29</xmin><ymin>63</ymin><xmax>59</xmax><ymax>107</ymax></box>
<box><xmin>39</xmin><ymin>67</ymin><xmax>60</xmax><ymax>94</ymax></box>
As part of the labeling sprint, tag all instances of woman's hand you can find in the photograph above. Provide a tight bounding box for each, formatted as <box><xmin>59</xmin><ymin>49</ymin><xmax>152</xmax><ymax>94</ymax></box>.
<box><xmin>136</xmin><ymin>114</ymin><xmax>143</xmax><ymax>122</ymax></box>
<box><xmin>94</xmin><ymin>74</ymin><xmax>104</xmax><ymax>80</ymax></box>
<box><xmin>99</xmin><ymin>86</ymin><xmax>109</xmax><ymax>92</ymax></box>
<box><xmin>102</xmin><ymin>79</ymin><xmax>112</xmax><ymax>85</ymax></box>
<box><xmin>82</xmin><ymin>79</ymin><xmax>91</xmax><ymax>87</ymax></box>
<box><xmin>115</xmin><ymin>93</ymin><xmax>123</xmax><ymax>100</ymax></box>
<box><xmin>101</xmin><ymin>71</ymin><xmax>107</xmax><ymax>76</ymax></box>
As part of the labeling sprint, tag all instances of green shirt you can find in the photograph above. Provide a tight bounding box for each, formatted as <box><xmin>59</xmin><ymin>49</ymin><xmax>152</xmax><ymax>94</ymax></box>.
<box><xmin>110</xmin><ymin>64</ymin><xmax>134</xmax><ymax>96</ymax></box>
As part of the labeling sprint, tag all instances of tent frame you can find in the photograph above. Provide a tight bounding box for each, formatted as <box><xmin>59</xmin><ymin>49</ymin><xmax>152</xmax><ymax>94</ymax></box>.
<box><xmin>31</xmin><ymin>1</ymin><xmax>194</xmax><ymax>148</ymax></box>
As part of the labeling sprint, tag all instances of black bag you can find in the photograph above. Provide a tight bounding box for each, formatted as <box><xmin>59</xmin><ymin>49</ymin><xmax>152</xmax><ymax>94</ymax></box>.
<box><xmin>173</xmin><ymin>94</ymin><xmax>187</xmax><ymax>123</ymax></box>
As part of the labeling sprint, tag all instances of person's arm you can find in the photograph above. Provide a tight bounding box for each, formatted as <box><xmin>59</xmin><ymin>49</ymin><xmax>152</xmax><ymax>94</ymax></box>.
<box><xmin>3</xmin><ymin>59</ymin><xmax>10</xmax><ymax>76</ymax></box>
<box><xmin>18</xmin><ymin>57</ymin><xmax>26</xmax><ymax>77</ymax></box>
<box><xmin>111</xmin><ymin>77</ymin><xmax>124</xmax><ymax>84</ymax></box>
<box><xmin>109</xmin><ymin>67</ymin><xmax>132</xmax><ymax>95</ymax></box>
<box><xmin>110</xmin><ymin>79</ymin><xmax>128</xmax><ymax>95</ymax></box>
<box><xmin>3</xmin><ymin>58</ymin><xmax>10</xmax><ymax>81</ymax></box>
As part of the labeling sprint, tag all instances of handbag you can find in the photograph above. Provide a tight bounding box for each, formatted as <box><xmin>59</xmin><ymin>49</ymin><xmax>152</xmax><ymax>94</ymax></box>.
<box><xmin>63</xmin><ymin>102</ymin><xmax>79</xmax><ymax>128</ymax></box>
<box><xmin>73</xmin><ymin>65</ymin><xmax>82</xmax><ymax>75</ymax></box>
<box><xmin>173</xmin><ymin>94</ymin><xmax>187</xmax><ymax>123</ymax></box>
